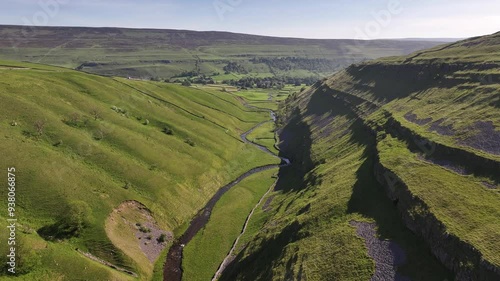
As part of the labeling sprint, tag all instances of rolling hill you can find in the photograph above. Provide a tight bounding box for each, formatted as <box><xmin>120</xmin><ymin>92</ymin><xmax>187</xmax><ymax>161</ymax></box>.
<box><xmin>0</xmin><ymin>25</ymin><xmax>446</xmax><ymax>81</ymax></box>
<box><xmin>0</xmin><ymin>60</ymin><xmax>287</xmax><ymax>280</ymax></box>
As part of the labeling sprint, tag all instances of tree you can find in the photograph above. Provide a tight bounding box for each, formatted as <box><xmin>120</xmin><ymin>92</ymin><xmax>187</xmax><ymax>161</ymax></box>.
<box><xmin>33</xmin><ymin>120</ymin><xmax>46</xmax><ymax>136</ymax></box>
<box><xmin>56</xmin><ymin>201</ymin><xmax>93</xmax><ymax>237</ymax></box>
<box><xmin>157</xmin><ymin>233</ymin><xmax>167</xmax><ymax>243</ymax></box>
<box><xmin>90</xmin><ymin>108</ymin><xmax>102</xmax><ymax>121</ymax></box>
<box><xmin>71</xmin><ymin>112</ymin><xmax>80</xmax><ymax>123</ymax></box>
<box><xmin>163</xmin><ymin>126</ymin><xmax>174</xmax><ymax>135</ymax></box>
<box><xmin>182</xmin><ymin>79</ymin><xmax>192</xmax><ymax>87</ymax></box>
<box><xmin>93</xmin><ymin>128</ymin><xmax>106</xmax><ymax>140</ymax></box>
<box><xmin>185</xmin><ymin>138</ymin><xmax>196</xmax><ymax>147</ymax></box>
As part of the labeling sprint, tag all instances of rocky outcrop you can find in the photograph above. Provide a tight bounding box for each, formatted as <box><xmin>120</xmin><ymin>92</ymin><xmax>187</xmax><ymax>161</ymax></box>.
<box><xmin>374</xmin><ymin>160</ymin><xmax>500</xmax><ymax>281</ymax></box>
<box><xmin>316</xmin><ymin>81</ymin><xmax>499</xmax><ymax>280</ymax></box>
<box><xmin>382</xmin><ymin>113</ymin><xmax>500</xmax><ymax>182</ymax></box>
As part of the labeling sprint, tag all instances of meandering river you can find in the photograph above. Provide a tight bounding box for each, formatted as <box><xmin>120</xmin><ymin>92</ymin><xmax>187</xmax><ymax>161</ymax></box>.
<box><xmin>163</xmin><ymin>111</ymin><xmax>290</xmax><ymax>281</ymax></box>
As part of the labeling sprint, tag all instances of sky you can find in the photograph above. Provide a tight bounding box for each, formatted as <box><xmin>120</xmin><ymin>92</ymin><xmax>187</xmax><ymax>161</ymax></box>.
<box><xmin>1</xmin><ymin>0</ymin><xmax>499</xmax><ymax>39</ymax></box>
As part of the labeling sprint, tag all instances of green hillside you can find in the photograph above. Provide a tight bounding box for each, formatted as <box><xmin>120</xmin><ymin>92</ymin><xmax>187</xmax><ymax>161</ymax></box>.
<box><xmin>0</xmin><ymin>26</ymin><xmax>498</xmax><ymax>281</ymax></box>
<box><xmin>0</xmin><ymin>25</ymin><xmax>445</xmax><ymax>81</ymax></box>
<box><xmin>220</xmin><ymin>32</ymin><xmax>499</xmax><ymax>281</ymax></box>
<box><xmin>0</xmin><ymin>60</ymin><xmax>281</xmax><ymax>280</ymax></box>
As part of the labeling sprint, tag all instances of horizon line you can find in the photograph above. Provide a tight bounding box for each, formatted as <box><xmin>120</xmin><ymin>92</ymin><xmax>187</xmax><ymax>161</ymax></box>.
<box><xmin>0</xmin><ymin>23</ymin><xmax>478</xmax><ymax>42</ymax></box>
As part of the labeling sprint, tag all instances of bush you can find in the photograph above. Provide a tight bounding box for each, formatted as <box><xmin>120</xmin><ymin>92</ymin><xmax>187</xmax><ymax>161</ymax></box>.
<box><xmin>33</xmin><ymin>120</ymin><xmax>46</xmax><ymax>136</ymax></box>
<box><xmin>93</xmin><ymin>129</ymin><xmax>106</xmax><ymax>141</ymax></box>
<box><xmin>182</xmin><ymin>80</ymin><xmax>192</xmax><ymax>87</ymax></box>
<box><xmin>157</xmin><ymin>233</ymin><xmax>167</xmax><ymax>243</ymax></box>
<box><xmin>57</xmin><ymin>201</ymin><xmax>93</xmax><ymax>237</ymax></box>
<box><xmin>139</xmin><ymin>226</ymin><xmax>151</xmax><ymax>233</ymax></box>
<box><xmin>53</xmin><ymin>140</ymin><xmax>63</xmax><ymax>147</ymax></box>
<box><xmin>90</xmin><ymin>108</ymin><xmax>102</xmax><ymax>121</ymax></box>
<box><xmin>163</xmin><ymin>126</ymin><xmax>174</xmax><ymax>135</ymax></box>
<box><xmin>185</xmin><ymin>138</ymin><xmax>196</xmax><ymax>147</ymax></box>
<box><xmin>123</xmin><ymin>182</ymin><xmax>131</xmax><ymax>189</ymax></box>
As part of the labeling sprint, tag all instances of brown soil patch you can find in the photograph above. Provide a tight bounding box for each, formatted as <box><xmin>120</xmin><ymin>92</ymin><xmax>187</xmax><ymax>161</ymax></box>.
<box><xmin>105</xmin><ymin>200</ymin><xmax>172</xmax><ymax>277</ymax></box>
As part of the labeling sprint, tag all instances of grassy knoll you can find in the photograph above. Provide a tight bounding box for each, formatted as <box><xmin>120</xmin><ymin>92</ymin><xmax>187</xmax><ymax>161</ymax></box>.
<box><xmin>182</xmin><ymin>168</ymin><xmax>279</xmax><ymax>281</ymax></box>
<box><xmin>0</xmin><ymin>25</ymin><xmax>446</xmax><ymax>81</ymax></box>
<box><xmin>0</xmin><ymin>60</ymin><xmax>278</xmax><ymax>280</ymax></box>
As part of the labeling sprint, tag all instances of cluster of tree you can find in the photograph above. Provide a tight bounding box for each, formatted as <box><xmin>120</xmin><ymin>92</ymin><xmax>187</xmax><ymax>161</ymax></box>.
<box><xmin>175</xmin><ymin>75</ymin><xmax>215</xmax><ymax>86</ymax></box>
<box><xmin>222</xmin><ymin>76</ymin><xmax>318</xmax><ymax>89</ymax></box>
<box><xmin>38</xmin><ymin>201</ymin><xmax>93</xmax><ymax>240</ymax></box>
<box><xmin>250</xmin><ymin>57</ymin><xmax>338</xmax><ymax>72</ymax></box>
<box><xmin>223</xmin><ymin>62</ymin><xmax>248</xmax><ymax>74</ymax></box>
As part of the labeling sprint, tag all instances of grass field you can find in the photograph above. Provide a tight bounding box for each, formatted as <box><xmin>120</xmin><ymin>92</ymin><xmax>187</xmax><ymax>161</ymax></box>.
<box><xmin>0</xmin><ymin>60</ymin><xmax>280</xmax><ymax>280</ymax></box>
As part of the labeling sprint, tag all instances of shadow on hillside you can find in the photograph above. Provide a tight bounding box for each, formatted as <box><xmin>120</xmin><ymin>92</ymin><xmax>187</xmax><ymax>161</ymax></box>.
<box><xmin>275</xmin><ymin>84</ymin><xmax>364</xmax><ymax>193</ymax></box>
<box><xmin>290</xmin><ymin>84</ymin><xmax>452</xmax><ymax>279</ymax></box>
<box><xmin>218</xmin><ymin>221</ymin><xmax>302</xmax><ymax>281</ymax></box>
<box><xmin>274</xmin><ymin>107</ymin><xmax>316</xmax><ymax>193</ymax></box>
<box><xmin>345</xmin><ymin>64</ymin><xmax>464</xmax><ymax>104</ymax></box>
<box><xmin>346</xmin><ymin>125</ymin><xmax>452</xmax><ymax>279</ymax></box>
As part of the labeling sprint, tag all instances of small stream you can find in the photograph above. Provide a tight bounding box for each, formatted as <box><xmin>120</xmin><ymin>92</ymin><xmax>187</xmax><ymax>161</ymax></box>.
<box><xmin>163</xmin><ymin>111</ymin><xmax>290</xmax><ymax>281</ymax></box>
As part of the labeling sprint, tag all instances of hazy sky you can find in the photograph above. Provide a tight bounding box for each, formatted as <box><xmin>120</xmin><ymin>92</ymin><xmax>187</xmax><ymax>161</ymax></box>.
<box><xmin>2</xmin><ymin>0</ymin><xmax>499</xmax><ymax>39</ymax></box>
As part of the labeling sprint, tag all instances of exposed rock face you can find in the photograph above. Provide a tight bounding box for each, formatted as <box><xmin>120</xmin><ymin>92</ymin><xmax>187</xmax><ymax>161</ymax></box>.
<box><xmin>350</xmin><ymin>221</ymin><xmax>410</xmax><ymax>281</ymax></box>
<box><xmin>382</xmin><ymin>114</ymin><xmax>500</xmax><ymax>181</ymax></box>
<box><xmin>374</xmin><ymin>161</ymin><xmax>500</xmax><ymax>281</ymax></box>
<box><xmin>318</xmin><ymin>72</ymin><xmax>500</xmax><ymax>280</ymax></box>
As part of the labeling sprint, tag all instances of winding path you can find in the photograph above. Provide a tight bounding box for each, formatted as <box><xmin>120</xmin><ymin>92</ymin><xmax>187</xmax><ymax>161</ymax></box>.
<box><xmin>163</xmin><ymin>107</ymin><xmax>290</xmax><ymax>281</ymax></box>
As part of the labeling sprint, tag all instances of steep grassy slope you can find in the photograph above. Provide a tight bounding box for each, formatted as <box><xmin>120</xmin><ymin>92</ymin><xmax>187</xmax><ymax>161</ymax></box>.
<box><xmin>219</xmin><ymin>32</ymin><xmax>499</xmax><ymax>280</ymax></box>
<box><xmin>0</xmin><ymin>61</ymin><xmax>279</xmax><ymax>280</ymax></box>
<box><xmin>0</xmin><ymin>25</ymin><xmax>445</xmax><ymax>80</ymax></box>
